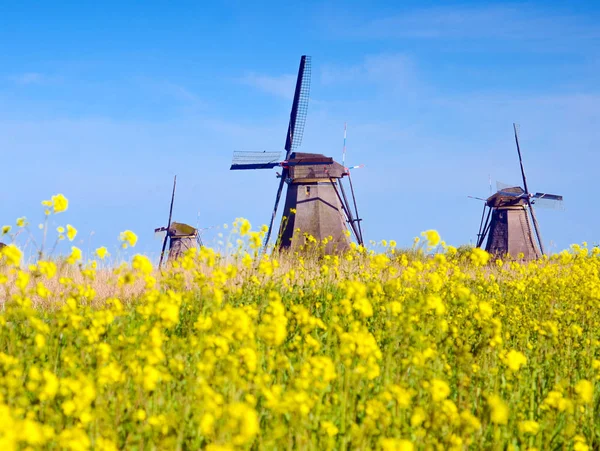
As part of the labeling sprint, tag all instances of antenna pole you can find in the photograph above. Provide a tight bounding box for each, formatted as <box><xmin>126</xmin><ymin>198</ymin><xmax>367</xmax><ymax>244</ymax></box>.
<box><xmin>342</xmin><ymin>122</ymin><xmax>347</xmax><ymax>167</ymax></box>
<box><xmin>159</xmin><ymin>175</ymin><xmax>177</xmax><ymax>269</ymax></box>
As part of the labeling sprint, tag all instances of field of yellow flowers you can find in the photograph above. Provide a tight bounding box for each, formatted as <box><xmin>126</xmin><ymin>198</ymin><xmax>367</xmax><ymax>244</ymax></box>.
<box><xmin>0</xmin><ymin>195</ymin><xmax>599</xmax><ymax>450</ymax></box>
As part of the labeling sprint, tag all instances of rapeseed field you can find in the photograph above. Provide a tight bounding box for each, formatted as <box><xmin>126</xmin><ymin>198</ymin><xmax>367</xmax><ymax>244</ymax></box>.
<box><xmin>0</xmin><ymin>195</ymin><xmax>598</xmax><ymax>450</ymax></box>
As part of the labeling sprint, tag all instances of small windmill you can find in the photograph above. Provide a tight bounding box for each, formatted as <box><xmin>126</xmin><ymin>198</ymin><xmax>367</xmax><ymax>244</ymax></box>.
<box><xmin>155</xmin><ymin>176</ymin><xmax>200</xmax><ymax>267</ymax></box>
<box><xmin>230</xmin><ymin>55</ymin><xmax>364</xmax><ymax>253</ymax></box>
<box><xmin>474</xmin><ymin>124</ymin><xmax>563</xmax><ymax>260</ymax></box>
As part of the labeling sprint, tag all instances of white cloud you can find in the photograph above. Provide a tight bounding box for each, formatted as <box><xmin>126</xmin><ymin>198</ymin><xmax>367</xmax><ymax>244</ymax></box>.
<box><xmin>239</xmin><ymin>73</ymin><xmax>296</xmax><ymax>100</ymax></box>
<box><xmin>8</xmin><ymin>72</ymin><xmax>46</xmax><ymax>85</ymax></box>
<box><xmin>320</xmin><ymin>53</ymin><xmax>419</xmax><ymax>94</ymax></box>
<box><xmin>329</xmin><ymin>4</ymin><xmax>600</xmax><ymax>45</ymax></box>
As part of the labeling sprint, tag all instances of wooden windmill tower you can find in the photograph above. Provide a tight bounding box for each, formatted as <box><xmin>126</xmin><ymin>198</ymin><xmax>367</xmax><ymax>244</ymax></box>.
<box><xmin>230</xmin><ymin>56</ymin><xmax>364</xmax><ymax>253</ymax></box>
<box><xmin>154</xmin><ymin>176</ymin><xmax>200</xmax><ymax>267</ymax></box>
<box><xmin>475</xmin><ymin>124</ymin><xmax>563</xmax><ymax>260</ymax></box>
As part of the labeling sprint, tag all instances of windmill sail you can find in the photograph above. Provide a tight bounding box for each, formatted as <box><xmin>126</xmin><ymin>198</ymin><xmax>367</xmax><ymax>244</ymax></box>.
<box><xmin>230</xmin><ymin>151</ymin><xmax>283</xmax><ymax>170</ymax></box>
<box><xmin>513</xmin><ymin>123</ymin><xmax>545</xmax><ymax>255</ymax></box>
<box><xmin>265</xmin><ymin>55</ymin><xmax>312</xmax><ymax>249</ymax></box>
<box><xmin>286</xmin><ymin>56</ymin><xmax>311</xmax><ymax>156</ymax></box>
<box><xmin>532</xmin><ymin>193</ymin><xmax>564</xmax><ymax>210</ymax></box>
<box><xmin>159</xmin><ymin>176</ymin><xmax>177</xmax><ymax>269</ymax></box>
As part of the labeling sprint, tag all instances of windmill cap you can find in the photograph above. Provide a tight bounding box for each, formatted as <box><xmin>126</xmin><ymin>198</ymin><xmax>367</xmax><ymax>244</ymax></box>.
<box><xmin>486</xmin><ymin>186</ymin><xmax>528</xmax><ymax>207</ymax></box>
<box><xmin>288</xmin><ymin>152</ymin><xmax>345</xmax><ymax>179</ymax></box>
<box><xmin>169</xmin><ymin>222</ymin><xmax>197</xmax><ymax>236</ymax></box>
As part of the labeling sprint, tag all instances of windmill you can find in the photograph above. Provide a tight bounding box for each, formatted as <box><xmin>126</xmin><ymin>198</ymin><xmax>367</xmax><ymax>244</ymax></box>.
<box><xmin>230</xmin><ymin>55</ymin><xmax>364</xmax><ymax>253</ymax></box>
<box><xmin>474</xmin><ymin>124</ymin><xmax>563</xmax><ymax>260</ymax></box>
<box><xmin>154</xmin><ymin>176</ymin><xmax>200</xmax><ymax>267</ymax></box>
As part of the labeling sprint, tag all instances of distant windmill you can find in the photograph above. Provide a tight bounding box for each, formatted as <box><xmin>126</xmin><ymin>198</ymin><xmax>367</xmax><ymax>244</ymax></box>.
<box><xmin>230</xmin><ymin>56</ymin><xmax>364</xmax><ymax>253</ymax></box>
<box><xmin>154</xmin><ymin>176</ymin><xmax>200</xmax><ymax>267</ymax></box>
<box><xmin>474</xmin><ymin>124</ymin><xmax>563</xmax><ymax>260</ymax></box>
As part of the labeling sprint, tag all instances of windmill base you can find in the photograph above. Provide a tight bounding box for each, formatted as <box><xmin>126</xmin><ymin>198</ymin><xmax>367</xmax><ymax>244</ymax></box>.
<box><xmin>278</xmin><ymin>181</ymin><xmax>350</xmax><ymax>254</ymax></box>
<box><xmin>485</xmin><ymin>206</ymin><xmax>541</xmax><ymax>260</ymax></box>
<box><xmin>168</xmin><ymin>235</ymin><xmax>198</xmax><ymax>262</ymax></box>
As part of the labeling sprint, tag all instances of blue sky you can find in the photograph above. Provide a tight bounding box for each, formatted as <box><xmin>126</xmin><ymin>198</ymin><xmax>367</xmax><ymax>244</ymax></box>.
<box><xmin>1</xmin><ymin>0</ymin><xmax>599</xmax><ymax>259</ymax></box>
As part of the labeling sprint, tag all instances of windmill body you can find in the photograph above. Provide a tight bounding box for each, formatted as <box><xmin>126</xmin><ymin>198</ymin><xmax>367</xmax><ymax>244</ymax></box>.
<box><xmin>155</xmin><ymin>176</ymin><xmax>200</xmax><ymax>267</ymax></box>
<box><xmin>278</xmin><ymin>152</ymin><xmax>350</xmax><ymax>252</ymax></box>
<box><xmin>475</xmin><ymin>124</ymin><xmax>563</xmax><ymax>260</ymax></box>
<box><xmin>483</xmin><ymin>187</ymin><xmax>541</xmax><ymax>260</ymax></box>
<box><xmin>230</xmin><ymin>55</ymin><xmax>364</xmax><ymax>253</ymax></box>
<box><xmin>155</xmin><ymin>222</ymin><xmax>199</xmax><ymax>262</ymax></box>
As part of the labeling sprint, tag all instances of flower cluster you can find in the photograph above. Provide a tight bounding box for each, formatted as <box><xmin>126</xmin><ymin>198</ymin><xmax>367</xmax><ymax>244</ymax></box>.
<box><xmin>0</xmin><ymin>196</ymin><xmax>598</xmax><ymax>449</ymax></box>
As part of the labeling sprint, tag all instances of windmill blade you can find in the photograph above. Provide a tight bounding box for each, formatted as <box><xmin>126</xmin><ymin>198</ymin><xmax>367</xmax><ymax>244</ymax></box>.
<box><xmin>468</xmin><ymin>195</ymin><xmax>487</xmax><ymax>202</ymax></box>
<box><xmin>533</xmin><ymin>192</ymin><xmax>563</xmax><ymax>201</ymax></box>
<box><xmin>476</xmin><ymin>204</ymin><xmax>491</xmax><ymax>248</ymax></box>
<box><xmin>513</xmin><ymin>123</ymin><xmax>531</xmax><ymax>196</ymax></box>
<box><xmin>496</xmin><ymin>181</ymin><xmax>518</xmax><ymax>192</ymax></box>
<box><xmin>347</xmin><ymin>172</ymin><xmax>364</xmax><ymax>245</ymax></box>
<box><xmin>533</xmin><ymin>193</ymin><xmax>565</xmax><ymax>210</ymax></box>
<box><xmin>527</xmin><ymin>199</ymin><xmax>546</xmax><ymax>255</ymax></box>
<box><xmin>284</xmin><ymin>55</ymin><xmax>311</xmax><ymax>157</ymax></box>
<box><xmin>347</xmin><ymin>164</ymin><xmax>364</xmax><ymax>170</ymax></box>
<box><xmin>198</xmin><ymin>225</ymin><xmax>219</xmax><ymax>234</ymax></box>
<box><xmin>477</xmin><ymin>206</ymin><xmax>492</xmax><ymax>248</ymax></box>
<box><xmin>514</xmin><ymin>123</ymin><xmax>545</xmax><ymax>255</ymax></box>
<box><xmin>264</xmin><ymin>56</ymin><xmax>310</xmax><ymax>251</ymax></box>
<box><xmin>342</xmin><ymin>122</ymin><xmax>348</xmax><ymax>167</ymax></box>
<box><xmin>230</xmin><ymin>151</ymin><xmax>282</xmax><ymax>170</ymax></box>
<box><xmin>263</xmin><ymin>176</ymin><xmax>286</xmax><ymax>251</ymax></box>
<box><xmin>533</xmin><ymin>198</ymin><xmax>564</xmax><ymax>210</ymax></box>
<box><xmin>159</xmin><ymin>175</ymin><xmax>177</xmax><ymax>269</ymax></box>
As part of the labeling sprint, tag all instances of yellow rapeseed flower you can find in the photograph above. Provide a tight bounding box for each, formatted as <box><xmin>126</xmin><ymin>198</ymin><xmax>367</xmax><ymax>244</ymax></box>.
<box><xmin>66</xmin><ymin>246</ymin><xmax>82</xmax><ymax>265</ymax></box>
<box><xmin>505</xmin><ymin>350</ymin><xmax>527</xmax><ymax>372</ymax></box>
<box><xmin>132</xmin><ymin>255</ymin><xmax>153</xmax><ymax>275</ymax></box>
<box><xmin>575</xmin><ymin>380</ymin><xmax>593</xmax><ymax>404</ymax></box>
<box><xmin>52</xmin><ymin>194</ymin><xmax>68</xmax><ymax>213</ymax></box>
<box><xmin>470</xmin><ymin>247</ymin><xmax>491</xmax><ymax>266</ymax></box>
<box><xmin>380</xmin><ymin>438</ymin><xmax>414</xmax><ymax>451</ymax></box>
<box><xmin>421</xmin><ymin>229</ymin><xmax>441</xmax><ymax>248</ymax></box>
<box><xmin>119</xmin><ymin>230</ymin><xmax>138</xmax><ymax>248</ymax></box>
<box><xmin>66</xmin><ymin>224</ymin><xmax>77</xmax><ymax>241</ymax></box>
<box><xmin>95</xmin><ymin>246</ymin><xmax>109</xmax><ymax>259</ymax></box>
<box><xmin>321</xmin><ymin>421</ymin><xmax>339</xmax><ymax>437</ymax></box>
<box><xmin>1</xmin><ymin>244</ymin><xmax>22</xmax><ymax>267</ymax></box>
<box><xmin>429</xmin><ymin>379</ymin><xmax>451</xmax><ymax>402</ymax></box>
<box><xmin>487</xmin><ymin>394</ymin><xmax>509</xmax><ymax>425</ymax></box>
<box><xmin>240</xmin><ymin>218</ymin><xmax>251</xmax><ymax>236</ymax></box>
<box><xmin>518</xmin><ymin>420</ymin><xmax>540</xmax><ymax>435</ymax></box>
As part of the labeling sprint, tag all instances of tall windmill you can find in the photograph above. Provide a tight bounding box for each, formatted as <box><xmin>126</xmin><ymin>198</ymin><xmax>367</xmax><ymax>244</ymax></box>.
<box><xmin>154</xmin><ymin>176</ymin><xmax>200</xmax><ymax>267</ymax></box>
<box><xmin>475</xmin><ymin>124</ymin><xmax>563</xmax><ymax>260</ymax></box>
<box><xmin>230</xmin><ymin>56</ymin><xmax>364</xmax><ymax>253</ymax></box>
